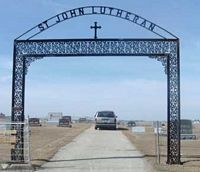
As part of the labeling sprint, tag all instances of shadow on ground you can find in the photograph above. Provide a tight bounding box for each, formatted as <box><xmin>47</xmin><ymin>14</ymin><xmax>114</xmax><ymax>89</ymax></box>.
<box><xmin>32</xmin><ymin>154</ymin><xmax>156</xmax><ymax>169</ymax></box>
<box><xmin>181</xmin><ymin>155</ymin><xmax>200</xmax><ymax>164</ymax></box>
<box><xmin>117</xmin><ymin>127</ymin><xmax>129</xmax><ymax>130</ymax></box>
<box><xmin>32</xmin><ymin>155</ymin><xmax>146</xmax><ymax>169</ymax></box>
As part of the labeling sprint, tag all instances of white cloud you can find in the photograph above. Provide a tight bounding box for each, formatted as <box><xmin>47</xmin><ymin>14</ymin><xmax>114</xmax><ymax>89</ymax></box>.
<box><xmin>25</xmin><ymin>79</ymin><xmax>167</xmax><ymax>120</ymax></box>
<box><xmin>23</xmin><ymin>77</ymin><xmax>200</xmax><ymax>120</ymax></box>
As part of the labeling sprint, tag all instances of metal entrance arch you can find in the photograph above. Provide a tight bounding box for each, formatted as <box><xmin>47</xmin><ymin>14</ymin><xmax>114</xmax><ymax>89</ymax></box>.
<box><xmin>12</xmin><ymin>6</ymin><xmax>181</xmax><ymax>165</ymax></box>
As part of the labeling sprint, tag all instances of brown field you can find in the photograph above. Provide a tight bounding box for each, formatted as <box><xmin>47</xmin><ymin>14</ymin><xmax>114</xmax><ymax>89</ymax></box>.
<box><xmin>2</xmin><ymin>123</ymin><xmax>200</xmax><ymax>171</ymax></box>
<box><xmin>123</xmin><ymin>124</ymin><xmax>200</xmax><ymax>172</ymax></box>
<box><xmin>30</xmin><ymin>123</ymin><xmax>91</xmax><ymax>167</ymax></box>
<box><xmin>0</xmin><ymin>123</ymin><xmax>91</xmax><ymax>168</ymax></box>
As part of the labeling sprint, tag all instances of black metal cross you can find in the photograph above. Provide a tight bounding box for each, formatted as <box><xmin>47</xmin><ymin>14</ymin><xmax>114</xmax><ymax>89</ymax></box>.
<box><xmin>90</xmin><ymin>21</ymin><xmax>101</xmax><ymax>39</ymax></box>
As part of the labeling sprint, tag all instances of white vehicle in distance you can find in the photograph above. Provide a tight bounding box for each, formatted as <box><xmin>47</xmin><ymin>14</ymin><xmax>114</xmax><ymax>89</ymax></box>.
<box><xmin>94</xmin><ymin>111</ymin><xmax>117</xmax><ymax>130</ymax></box>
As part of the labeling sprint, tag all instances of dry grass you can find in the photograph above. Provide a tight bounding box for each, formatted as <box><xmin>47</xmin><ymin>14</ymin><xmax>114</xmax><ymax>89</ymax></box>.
<box><xmin>122</xmin><ymin>126</ymin><xmax>157</xmax><ymax>166</ymax></box>
<box><xmin>30</xmin><ymin>123</ymin><xmax>91</xmax><ymax>167</ymax></box>
<box><xmin>123</xmin><ymin>124</ymin><xmax>200</xmax><ymax>172</ymax></box>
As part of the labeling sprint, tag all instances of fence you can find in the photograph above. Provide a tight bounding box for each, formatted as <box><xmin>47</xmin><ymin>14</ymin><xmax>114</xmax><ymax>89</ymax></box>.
<box><xmin>154</xmin><ymin>123</ymin><xmax>167</xmax><ymax>164</ymax></box>
<box><xmin>126</xmin><ymin>120</ymin><xmax>200</xmax><ymax>168</ymax></box>
<box><xmin>0</xmin><ymin>121</ymin><xmax>31</xmax><ymax>165</ymax></box>
<box><xmin>155</xmin><ymin>121</ymin><xmax>200</xmax><ymax>166</ymax></box>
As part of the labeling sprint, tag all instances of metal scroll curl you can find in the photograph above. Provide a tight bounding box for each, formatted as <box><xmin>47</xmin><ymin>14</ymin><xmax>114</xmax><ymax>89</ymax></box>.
<box><xmin>12</xmin><ymin>39</ymin><xmax>180</xmax><ymax>164</ymax></box>
<box><xmin>149</xmin><ymin>56</ymin><xmax>167</xmax><ymax>74</ymax></box>
<box><xmin>25</xmin><ymin>56</ymin><xmax>44</xmax><ymax>74</ymax></box>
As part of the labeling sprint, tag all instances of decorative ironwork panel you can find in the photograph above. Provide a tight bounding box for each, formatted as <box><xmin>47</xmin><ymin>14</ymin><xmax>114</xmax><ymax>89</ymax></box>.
<box><xmin>12</xmin><ymin>39</ymin><xmax>180</xmax><ymax>164</ymax></box>
<box><xmin>11</xmin><ymin>52</ymin><xmax>25</xmax><ymax>161</ymax></box>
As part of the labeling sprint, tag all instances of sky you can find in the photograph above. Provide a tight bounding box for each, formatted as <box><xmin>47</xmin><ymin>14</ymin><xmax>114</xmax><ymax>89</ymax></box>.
<box><xmin>0</xmin><ymin>0</ymin><xmax>200</xmax><ymax>120</ymax></box>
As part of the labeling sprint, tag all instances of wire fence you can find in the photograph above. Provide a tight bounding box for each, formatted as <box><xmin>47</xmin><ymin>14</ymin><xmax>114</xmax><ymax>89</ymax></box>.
<box><xmin>0</xmin><ymin>121</ymin><xmax>31</xmax><ymax>165</ymax></box>
<box><xmin>122</xmin><ymin>120</ymin><xmax>200</xmax><ymax>168</ymax></box>
<box><xmin>155</xmin><ymin>121</ymin><xmax>200</xmax><ymax>165</ymax></box>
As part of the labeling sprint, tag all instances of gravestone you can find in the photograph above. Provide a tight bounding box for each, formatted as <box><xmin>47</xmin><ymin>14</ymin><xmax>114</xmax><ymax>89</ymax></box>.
<box><xmin>58</xmin><ymin>118</ymin><xmax>72</xmax><ymax>127</ymax></box>
<box><xmin>181</xmin><ymin>119</ymin><xmax>192</xmax><ymax>134</ymax></box>
<box><xmin>0</xmin><ymin>113</ymin><xmax>6</xmax><ymax>119</ymax></box>
<box><xmin>127</xmin><ymin>121</ymin><xmax>136</xmax><ymax>127</ymax></box>
<box><xmin>47</xmin><ymin>112</ymin><xmax>63</xmax><ymax>125</ymax></box>
<box><xmin>29</xmin><ymin>118</ymin><xmax>42</xmax><ymax>127</ymax></box>
<box><xmin>181</xmin><ymin>119</ymin><xmax>196</xmax><ymax>139</ymax></box>
<box><xmin>48</xmin><ymin>112</ymin><xmax>63</xmax><ymax>121</ymax></box>
<box><xmin>62</xmin><ymin>116</ymin><xmax>72</xmax><ymax>122</ymax></box>
<box><xmin>79</xmin><ymin>118</ymin><xmax>87</xmax><ymax>123</ymax></box>
<box><xmin>132</xmin><ymin>126</ymin><xmax>145</xmax><ymax>133</ymax></box>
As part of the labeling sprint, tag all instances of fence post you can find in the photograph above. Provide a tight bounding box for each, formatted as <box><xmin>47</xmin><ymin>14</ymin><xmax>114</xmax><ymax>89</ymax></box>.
<box><xmin>156</xmin><ymin>121</ymin><xmax>161</xmax><ymax>164</ymax></box>
<box><xmin>26</xmin><ymin>118</ymin><xmax>31</xmax><ymax>166</ymax></box>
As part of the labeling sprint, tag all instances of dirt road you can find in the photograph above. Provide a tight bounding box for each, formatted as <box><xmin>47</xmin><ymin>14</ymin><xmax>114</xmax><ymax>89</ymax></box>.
<box><xmin>36</xmin><ymin>127</ymin><xmax>154</xmax><ymax>172</ymax></box>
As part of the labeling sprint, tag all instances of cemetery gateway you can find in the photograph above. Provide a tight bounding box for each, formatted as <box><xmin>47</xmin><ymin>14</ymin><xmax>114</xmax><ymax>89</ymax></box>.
<box><xmin>12</xmin><ymin>6</ymin><xmax>181</xmax><ymax>164</ymax></box>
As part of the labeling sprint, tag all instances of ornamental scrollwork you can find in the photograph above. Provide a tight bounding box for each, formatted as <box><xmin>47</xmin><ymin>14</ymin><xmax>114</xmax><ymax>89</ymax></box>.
<box><xmin>15</xmin><ymin>40</ymin><xmax>176</xmax><ymax>75</ymax></box>
<box><xmin>12</xmin><ymin>39</ymin><xmax>180</xmax><ymax>164</ymax></box>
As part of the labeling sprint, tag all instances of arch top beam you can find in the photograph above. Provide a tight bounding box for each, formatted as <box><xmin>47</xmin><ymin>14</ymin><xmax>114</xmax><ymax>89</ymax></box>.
<box><xmin>15</xmin><ymin>6</ymin><xmax>178</xmax><ymax>40</ymax></box>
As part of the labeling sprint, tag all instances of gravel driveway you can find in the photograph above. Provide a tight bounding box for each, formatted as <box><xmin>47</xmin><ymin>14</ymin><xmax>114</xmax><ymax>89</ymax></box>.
<box><xmin>36</xmin><ymin>127</ymin><xmax>154</xmax><ymax>172</ymax></box>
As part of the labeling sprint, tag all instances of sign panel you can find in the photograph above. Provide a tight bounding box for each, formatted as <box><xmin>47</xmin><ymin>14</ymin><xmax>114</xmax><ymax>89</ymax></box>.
<box><xmin>132</xmin><ymin>127</ymin><xmax>145</xmax><ymax>133</ymax></box>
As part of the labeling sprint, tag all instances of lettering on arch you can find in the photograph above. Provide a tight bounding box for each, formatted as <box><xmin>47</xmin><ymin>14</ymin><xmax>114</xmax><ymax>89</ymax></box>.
<box><xmin>16</xmin><ymin>6</ymin><xmax>177</xmax><ymax>40</ymax></box>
